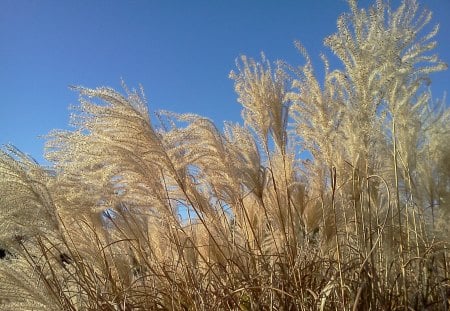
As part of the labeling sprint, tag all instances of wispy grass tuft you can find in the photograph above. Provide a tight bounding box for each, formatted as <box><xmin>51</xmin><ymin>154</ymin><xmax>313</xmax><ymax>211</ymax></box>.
<box><xmin>0</xmin><ymin>0</ymin><xmax>449</xmax><ymax>310</ymax></box>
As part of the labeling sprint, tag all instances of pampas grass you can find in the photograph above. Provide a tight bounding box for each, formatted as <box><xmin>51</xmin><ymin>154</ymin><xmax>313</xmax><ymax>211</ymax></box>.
<box><xmin>0</xmin><ymin>0</ymin><xmax>449</xmax><ymax>309</ymax></box>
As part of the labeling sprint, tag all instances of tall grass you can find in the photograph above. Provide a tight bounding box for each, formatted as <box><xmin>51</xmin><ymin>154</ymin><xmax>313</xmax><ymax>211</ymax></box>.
<box><xmin>0</xmin><ymin>0</ymin><xmax>449</xmax><ymax>310</ymax></box>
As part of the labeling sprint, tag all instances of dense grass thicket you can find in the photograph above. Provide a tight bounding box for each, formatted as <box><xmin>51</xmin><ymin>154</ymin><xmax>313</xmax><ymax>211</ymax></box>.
<box><xmin>1</xmin><ymin>0</ymin><xmax>449</xmax><ymax>309</ymax></box>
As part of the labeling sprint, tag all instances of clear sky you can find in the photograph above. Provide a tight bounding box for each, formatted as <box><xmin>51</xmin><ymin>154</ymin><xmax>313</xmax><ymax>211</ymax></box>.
<box><xmin>1</xmin><ymin>0</ymin><xmax>449</xmax><ymax>164</ymax></box>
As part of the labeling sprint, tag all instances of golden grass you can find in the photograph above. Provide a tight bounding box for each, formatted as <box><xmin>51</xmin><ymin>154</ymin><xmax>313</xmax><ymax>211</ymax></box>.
<box><xmin>0</xmin><ymin>0</ymin><xmax>449</xmax><ymax>309</ymax></box>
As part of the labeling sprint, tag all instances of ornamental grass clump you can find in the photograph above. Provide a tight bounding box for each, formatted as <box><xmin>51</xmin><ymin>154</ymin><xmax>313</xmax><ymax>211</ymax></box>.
<box><xmin>0</xmin><ymin>0</ymin><xmax>449</xmax><ymax>310</ymax></box>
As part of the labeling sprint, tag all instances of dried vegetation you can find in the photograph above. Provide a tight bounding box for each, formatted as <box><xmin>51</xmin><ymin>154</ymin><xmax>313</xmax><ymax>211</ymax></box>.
<box><xmin>0</xmin><ymin>0</ymin><xmax>449</xmax><ymax>309</ymax></box>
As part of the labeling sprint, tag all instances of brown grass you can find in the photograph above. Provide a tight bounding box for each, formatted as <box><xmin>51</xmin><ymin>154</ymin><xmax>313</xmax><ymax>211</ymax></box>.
<box><xmin>0</xmin><ymin>0</ymin><xmax>449</xmax><ymax>310</ymax></box>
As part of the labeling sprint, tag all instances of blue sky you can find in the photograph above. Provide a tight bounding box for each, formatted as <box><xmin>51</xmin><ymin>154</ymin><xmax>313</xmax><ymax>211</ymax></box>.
<box><xmin>1</xmin><ymin>0</ymin><xmax>449</xmax><ymax>164</ymax></box>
